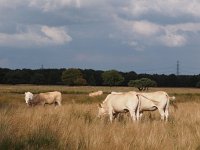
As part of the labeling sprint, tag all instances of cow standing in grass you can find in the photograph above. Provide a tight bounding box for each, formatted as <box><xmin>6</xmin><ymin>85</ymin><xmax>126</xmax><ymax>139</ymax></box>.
<box><xmin>110</xmin><ymin>91</ymin><xmax>176</xmax><ymax>121</ymax></box>
<box><xmin>137</xmin><ymin>91</ymin><xmax>176</xmax><ymax>121</ymax></box>
<box><xmin>24</xmin><ymin>91</ymin><xmax>62</xmax><ymax>107</ymax></box>
<box><xmin>98</xmin><ymin>92</ymin><xmax>140</xmax><ymax>122</ymax></box>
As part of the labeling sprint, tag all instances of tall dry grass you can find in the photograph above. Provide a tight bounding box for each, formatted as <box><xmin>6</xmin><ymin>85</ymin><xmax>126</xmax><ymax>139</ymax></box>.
<box><xmin>0</xmin><ymin>85</ymin><xmax>200</xmax><ymax>149</ymax></box>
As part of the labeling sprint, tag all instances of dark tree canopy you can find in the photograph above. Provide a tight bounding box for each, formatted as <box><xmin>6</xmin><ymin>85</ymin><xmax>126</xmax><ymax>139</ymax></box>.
<box><xmin>196</xmin><ymin>81</ymin><xmax>200</xmax><ymax>88</ymax></box>
<box><xmin>1</xmin><ymin>67</ymin><xmax>200</xmax><ymax>87</ymax></box>
<box><xmin>82</xmin><ymin>69</ymin><xmax>98</xmax><ymax>86</ymax></box>
<box><xmin>102</xmin><ymin>70</ymin><xmax>124</xmax><ymax>86</ymax></box>
<box><xmin>61</xmin><ymin>68</ymin><xmax>87</xmax><ymax>86</ymax></box>
<box><xmin>4</xmin><ymin>69</ymin><xmax>31</xmax><ymax>84</ymax></box>
<box><xmin>30</xmin><ymin>73</ymin><xmax>45</xmax><ymax>84</ymax></box>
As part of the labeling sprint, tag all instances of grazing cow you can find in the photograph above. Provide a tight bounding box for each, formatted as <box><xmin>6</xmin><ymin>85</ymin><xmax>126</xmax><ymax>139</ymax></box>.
<box><xmin>137</xmin><ymin>91</ymin><xmax>175</xmax><ymax>121</ymax></box>
<box><xmin>24</xmin><ymin>91</ymin><xmax>62</xmax><ymax>107</ymax></box>
<box><xmin>98</xmin><ymin>92</ymin><xmax>140</xmax><ymax>122</ymax></box>
<box><xmin>111</xmin><ymin>91</ymin><xmax>175</xmax><ymax>121</ymax></box>
<box><xmin>89</xmin><ymin>90</ymin><xmax>103</xmax><ymax>97</ymax></box>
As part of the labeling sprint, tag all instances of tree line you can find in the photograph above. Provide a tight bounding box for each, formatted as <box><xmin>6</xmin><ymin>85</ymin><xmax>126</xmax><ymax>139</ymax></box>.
<box><xmin>1</xmin><ymin>68</ymin><xmax>200</xmax><ymax>88</ymax></box>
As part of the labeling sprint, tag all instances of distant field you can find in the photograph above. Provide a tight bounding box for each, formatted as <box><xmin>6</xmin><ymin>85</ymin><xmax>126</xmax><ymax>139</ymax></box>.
<box><xmin>0</xmin><ymin>85</ymin><xmax>200</xmax><ymax>149</ymax></box>
<box><xmin>2</xmin><ymin>84</ymin><xmax>200</xmax><ymax>94</ymax></box>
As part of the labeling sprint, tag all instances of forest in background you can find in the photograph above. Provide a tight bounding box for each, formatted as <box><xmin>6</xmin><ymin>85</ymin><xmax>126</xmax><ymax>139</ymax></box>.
<box><xmin>0</xmin><ymin>68</ymin><xmax>200</xmax><ymax>87</ymax></box>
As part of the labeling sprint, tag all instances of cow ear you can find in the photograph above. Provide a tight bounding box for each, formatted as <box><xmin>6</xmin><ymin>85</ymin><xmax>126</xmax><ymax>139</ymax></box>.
<box><xmin>98</xmin><ymin>103</ymin><xmax>102</xmax><ymax>108</ymax></box>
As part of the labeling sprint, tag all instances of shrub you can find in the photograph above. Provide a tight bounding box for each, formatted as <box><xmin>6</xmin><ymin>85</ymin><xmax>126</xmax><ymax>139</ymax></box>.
<box><xmin>128</xmin><ymin>78</ymin><xmax>157</xmax><ymax>91</ymax></box>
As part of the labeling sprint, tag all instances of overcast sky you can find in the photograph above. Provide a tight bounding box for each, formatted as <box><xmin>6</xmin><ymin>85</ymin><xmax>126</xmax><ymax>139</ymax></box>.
<box><xmin>1</xmin><ymin>0</ymin><xmax>200</xmax><ymax>74</ymax></box>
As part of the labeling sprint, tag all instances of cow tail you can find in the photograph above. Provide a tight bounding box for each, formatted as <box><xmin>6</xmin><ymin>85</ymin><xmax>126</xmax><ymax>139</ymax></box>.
<box><xmin>136</xmin><ymin>94</ymin><xmax>141</xmax><ymax>120</ymax></box>
<box><xmin>169</xmin><ymin>96</ymin><xmax>176</xmax><ymax>101</ymax></box>
<box><xmin>102</xmin><ymin>94</ymin><xmax>111</xmax><ymax>104</ymax></box>
<box><xmin>167</xmin><ymin>95</ymin><xmax>178</xmax><ymax>110</ymax></box>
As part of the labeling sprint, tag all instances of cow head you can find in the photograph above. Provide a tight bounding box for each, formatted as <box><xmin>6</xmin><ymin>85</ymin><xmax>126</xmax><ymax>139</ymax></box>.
<box><xmin>24</xmin><ymin>92</ymin><xmax>33</xmax><ymax>105</ymax></box>
<box><xmin>97</xmin><ymin>103</ymin><xmax>107</xmax><ymax>118</ymax></box>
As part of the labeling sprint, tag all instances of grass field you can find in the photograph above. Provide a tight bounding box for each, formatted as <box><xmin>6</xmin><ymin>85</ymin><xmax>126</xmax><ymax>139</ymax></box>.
<box><xmin>0</xmin><ymin>85</ymin><xmax>200</xmax><ymax>150</ymax></box>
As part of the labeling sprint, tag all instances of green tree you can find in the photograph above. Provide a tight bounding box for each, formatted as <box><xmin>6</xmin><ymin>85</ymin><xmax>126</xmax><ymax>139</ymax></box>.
<box><xmin>102</xmin><ymin>70</ymin><xmax>124</xmax><ymax>86</ymax></box>
<box><xmin>128</xmin><ymin>78</ymin><xmax>157</xmax><ymax>91</ymax></box>
<box><xmin>82</xmin><ymin>69</ymin><xmax>97</xmax><ymax>85</ymax></box>
<box><xmin>30</xmin><ymin>73</ymin><xmax>45</xmax><ymax>84</ymax></box>
<box><xmin>4</xmin><ymin>70</ymin><xmax>31</xmax><ymax>84</ymax></box>
<box><xmin>123</xmin><ymin>71</ymin><xmax>137</xmax><ymax>85</ymax></box>
<box><xmin>61</xmin><ymin>68</ymin><xmax>87</xmax><ymax>86</ymax></box>
<box><xmin>196</xmin><ymin>81</ymin><xmax>200</xmax><ymax>88</ymax></box>
<box><xmin>128</xmin><ymin>80</ymin><xmax>143</xmax><ymax>91</ymax></box>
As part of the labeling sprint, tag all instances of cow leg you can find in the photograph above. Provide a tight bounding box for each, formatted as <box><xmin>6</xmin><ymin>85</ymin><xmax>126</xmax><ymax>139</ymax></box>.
<box><xmin>158</xmin><ymin>108</ymin><xmax>165</xmax><ymax>121</ymax></box>
<box><xmin>41</xmin><ymin>102</ymin><xmax>45</xmax><ymax>107</ymax></box>
<box><xmin>165</xmin><ymin>109</ymin><xmax>169</xmax><ymax>121</ymax></box>
<box><xmin>136</xmin><ymin>95</ymin><xmax>141</xmax><ymax>121</ymax></box>
<box><xmin>109</xmin><ymin>114</ymin><xmax>113</xmax><ymax>123</ymax></box>
<box><xmin>129</xmin><ymin>109</ymin><xmax>136</xmax><ymax>122</ymax></box>
<box><xmin>54</xmin><ymin>102</ymin><xmax>59</xmax><ymax>109</ymax></box>
<box><xmin>109</xmin><ymin>109</ymin><xmax>113</xmax><ymax>123</ymax></box>
<box><xmin>113</xmin><ymin>113</ymin><xmax>119</xmax><ymax>120</ymax></box>
<box><xmin>164</xmin><ymin>101</ymin><xmax>170</xmax><ymax>121</ymax></box>
<box><xmin>56</xmin><ymin>101</ymin><xmax>62</xmax><ymax>106</ymax></box>
<box><xmin>136</xmin><ymin>111</ymin><xmax>140</xmax><ymax>121</ymax></box>
<box><xmin>139</xmin><ymin>112</ymin><xmax>143</xmax><ymax>120</ymax></box>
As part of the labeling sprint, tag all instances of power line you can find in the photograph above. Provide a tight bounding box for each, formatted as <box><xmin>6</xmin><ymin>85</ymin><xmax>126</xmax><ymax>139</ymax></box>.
<box><xmin>40</xmin><ymin>64</ymin><xmax>44</xmax><ymax>70</ymax></box>
<box><xmin>176</xmin><ymin>60</ymin><xmax>180</xmax><ymax>76</ymax></box>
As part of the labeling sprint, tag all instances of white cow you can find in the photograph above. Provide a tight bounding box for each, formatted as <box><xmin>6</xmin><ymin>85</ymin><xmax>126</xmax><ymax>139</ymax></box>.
<box><xmin>98</xmin><ymin>92</ymin><xmax>140</xmax><ymax>122</ymax></box>
<box><xmin>137</xmin><ymin>91</ymin><xmax>175</xmax><ymax>121</ymax></box>
<box><xmin>24</xmin><ymin>91</ymin><xmax>62</xmax><ymax>107</ymax></box>
<box><xmin>111</xmin><ymin>91</ymin><xmax>123</xmax><ymax>94</ymax></box>
<box><xmin>89</xmin><ymin>90</ymin><xmax>103</xmax><ymax>97</ymax></box>
<box><xmin>111</xmin><ymin>91</ymin><xmax>175</xmax><ymax>121</ymax></box>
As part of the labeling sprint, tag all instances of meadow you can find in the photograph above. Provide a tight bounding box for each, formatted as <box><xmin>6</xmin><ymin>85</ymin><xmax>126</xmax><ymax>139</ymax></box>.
<box><xmin>0</xmin><ymin>85</ymin><xmax>200</xmax><ymax>150</ymax></box>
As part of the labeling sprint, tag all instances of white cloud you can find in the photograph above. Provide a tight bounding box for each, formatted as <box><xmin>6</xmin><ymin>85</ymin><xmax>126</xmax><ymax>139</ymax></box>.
<box><xmin>160</xmin><ymin>33</ymin><xmax>187</xmax><ymax>47</ymax></box>
<box><xmin>41</xmin><ymin>26</ymin><xmax>72</xmax><ymax>44</ymax></box>
<box><xmin>1</xmin><ymin>0</ymin><xmax>200</xmax><ymax>18</ymax></box>
<box><xmin>0</xmin><ymin>0</ymin><xmax>27</xmax><ymax>8</ymax></box>
<box><xmin>122</xmin><ymin>41</ymin><xmax>145</xmax><ymax>51</ymax></box>
<box><xmin>116</xmin><ymin>19</ymin><xmax>200</xmax><ymax>48</ymax></box>
<box><xmin>165</xmin><ymin>23</ymin><xmax>200</xmax><ymax>33</ymax></box>
<box><xmin>160</xmin><ymin>23</ymin><xmax>200</xmax><ymax>47</ymax></box>
<box><xmin>122</xmin><ymin>0</ymin><xmax>200</xmax><ymax>18</ymax></box>
<box><xmin>29</xmin><ymin>0</ymin><xmax>81</xmax><ymax>11</ymax></box>
<box><xmin>0</xmin><ymin>0</ymin><xmax>200</xmax><ymax>50</ymax></box>
<box><xmin>0</xmin><ymin>0</ymin><xmax>81</xmax><ymax>11</ymax></box>
<box><xmin>132</xmin><ymin>20</ymin><xmax>161</xmax><ymax>37</ymax></box>
<box><xmin>0</xmin><ymin>25</ymin><xmax>72</xmax><ymax>47</ymax></box>
<box><xmin>0</xmin><ymin>0</ymin><xmax>107</xmax><ymax>11</ymax></box>
<box><xmin>28</xmin><ymin>0</ymin><xmax>110</xmax><ymax>13</ymax></box>
<box><xmin>30</xmin><ymin>0</ymin><xmax>99</xmax><ymax>12</ymax></box>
